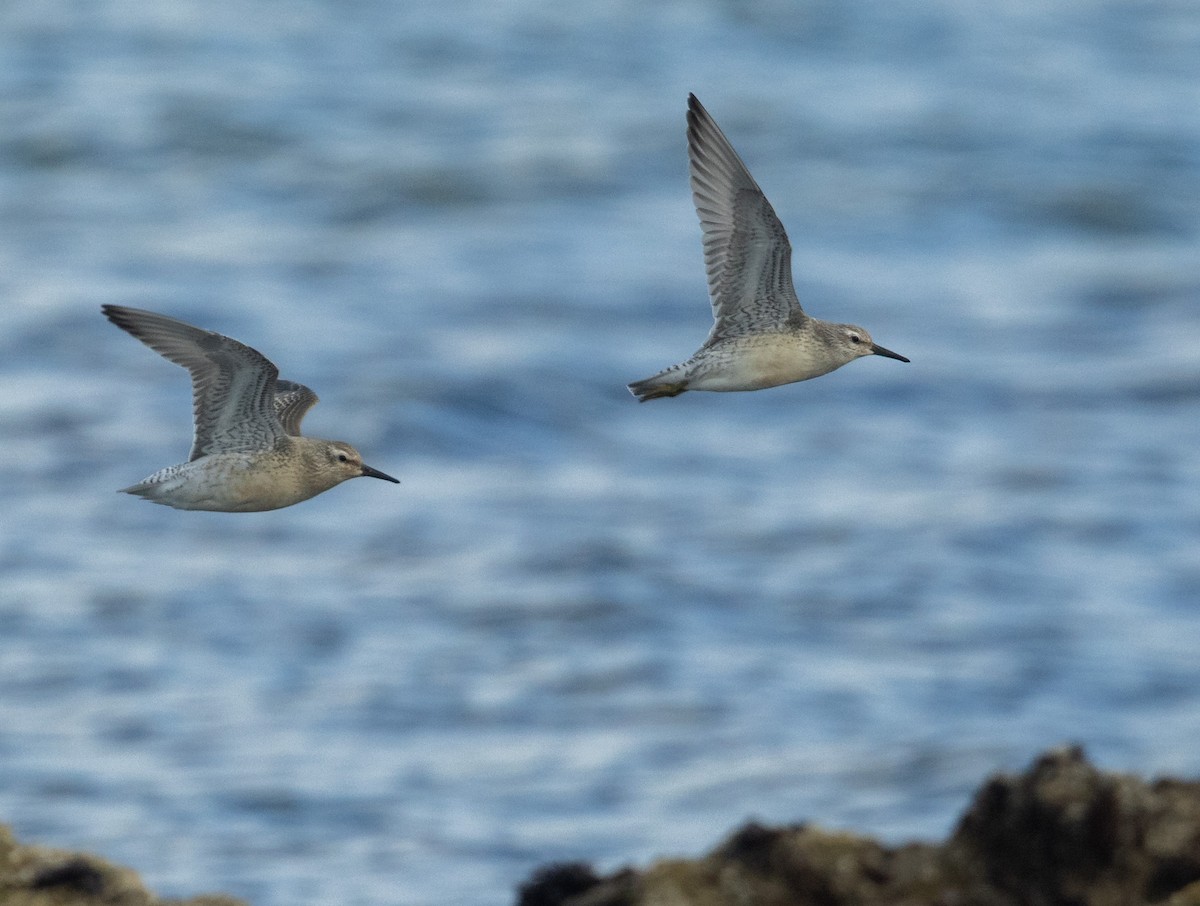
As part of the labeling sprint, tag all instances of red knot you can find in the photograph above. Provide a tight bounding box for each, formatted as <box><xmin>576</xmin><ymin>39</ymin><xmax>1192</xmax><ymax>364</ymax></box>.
<box><xmin>103</xmin><ymin>305</ymin><xmax>399</xmax><ymax>511</ymax></box>
<box><xmin>629</xmin><ymin>94</ymin><xmax>908</xmax><ymax>402</ymax></box>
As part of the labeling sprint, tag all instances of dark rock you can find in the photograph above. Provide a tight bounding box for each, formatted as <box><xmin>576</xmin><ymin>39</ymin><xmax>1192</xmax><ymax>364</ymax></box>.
<box><xmin>950</xmin><ymin>745</ymin><xmax>1200</xmax><ymax>905</ymax></box>
<box><xmin>0</xmin><ymin>822</ymin><xmax>246</xmax><ymax>906</ymax></box>
<box><xmin>518</xmin><ymin>863</ymin><xmax>606</xmax><ymax>906</ymax></box>
<box><xmin>515</xmin><ymin>746</ymin><xmax>1200</xmax><ymax>906</ymax></box>
<box><xmin>28</xmin><ymin>857</ymin><xmax>108</xmax><ymax>895</ymax></box>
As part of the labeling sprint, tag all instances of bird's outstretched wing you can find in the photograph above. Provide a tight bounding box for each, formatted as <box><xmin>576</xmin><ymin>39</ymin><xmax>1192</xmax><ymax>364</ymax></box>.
<box><xmin>688</xmin><ymin>94</ymin><xmax>805</xmax><ymax>343</ymax></box>
<box><xmin>103</xmin><ymin>305</ymin><xmax>289</xmax><ymax>460</ymax></box>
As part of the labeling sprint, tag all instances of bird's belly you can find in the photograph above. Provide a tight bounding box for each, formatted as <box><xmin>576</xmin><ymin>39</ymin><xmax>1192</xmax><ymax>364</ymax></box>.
<box><xmin>691</xmin><ymin>338</ymin><xmax>834</xmax><ymax>391</ymax></box>
<box><xmin>141</xmin><ymin>456</ymin><xmax>309</xmax><ymax>512</ymax></box>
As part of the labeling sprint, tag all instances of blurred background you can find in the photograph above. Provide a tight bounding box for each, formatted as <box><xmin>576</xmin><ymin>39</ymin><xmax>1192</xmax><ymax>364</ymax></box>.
<box><xmin>1</xmin><ymin>1</ymin><xmax>1199</xmax><ymax>904</ymax></box>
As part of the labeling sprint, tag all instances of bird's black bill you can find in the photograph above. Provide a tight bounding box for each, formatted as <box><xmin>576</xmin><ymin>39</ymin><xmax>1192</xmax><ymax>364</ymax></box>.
<box><xmin>871</xmin><ymin>343</ymin><xmax>910</xmax><ymax>363</ymax></box>
<box><xmin>361</xmin><ymin>464</ymin><xmax>400</xmax><ymax>483</ymax></box>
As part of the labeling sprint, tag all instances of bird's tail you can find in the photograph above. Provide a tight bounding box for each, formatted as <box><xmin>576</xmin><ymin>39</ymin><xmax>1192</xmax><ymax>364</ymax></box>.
<box><xmin>119</xmin><ymin>481</ymin><xmax>173</xmax><ymax>506</ymax></box>
<box><xmin>627</xmin><ymin>367</ymin><xmax>689</xmax><ymax>402</ymax></box>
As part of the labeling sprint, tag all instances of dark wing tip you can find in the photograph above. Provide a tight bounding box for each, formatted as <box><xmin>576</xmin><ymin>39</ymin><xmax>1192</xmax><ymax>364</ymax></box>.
<box><xmin>686</xmin><ymin>96</ymin><xmax>716</xmax><ymax>169</ymax></box>
<box><xmin>686</xmin><ymin>93</ymin><xmax>708</xmax><ymax>136</ymax></box>
<box><xmin>101</xmin><ymin>304</ymin><xmax>139</xmax><ymax>332</ymax></box>
<box><xmin>101</xmin><ymin>304</ymin><xmax>184</xmax><ymax>343</ymax></box>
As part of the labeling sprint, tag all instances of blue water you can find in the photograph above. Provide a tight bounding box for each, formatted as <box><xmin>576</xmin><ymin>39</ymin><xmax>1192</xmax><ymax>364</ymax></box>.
<box><xmin>2</xmin><ymin>2</ymin><xmax>1199</xmax><ymax>904</ymax></box>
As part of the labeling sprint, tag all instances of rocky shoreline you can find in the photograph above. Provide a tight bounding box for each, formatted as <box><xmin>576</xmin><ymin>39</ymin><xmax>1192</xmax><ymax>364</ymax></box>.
<box><xmin>517</xmin><ymin>747</ymin><xmax>1200</xmax><ymax>906</ymax></box>
<box><xmin>4</xmin><ymin>747</ymin><xmax>1199</xmax><ymax>905</ymax></box>
<box><xmin>0</xmin><ymin>825</ymin><xmax>245</xmax><ymax>906</ymax></box>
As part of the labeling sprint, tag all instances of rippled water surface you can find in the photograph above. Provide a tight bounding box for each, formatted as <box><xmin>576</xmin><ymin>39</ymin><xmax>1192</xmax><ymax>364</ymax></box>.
<box><xmin>2</xmin><ymin>2</ymin><xmax>1199</xmax><ymax>904</ymax></box>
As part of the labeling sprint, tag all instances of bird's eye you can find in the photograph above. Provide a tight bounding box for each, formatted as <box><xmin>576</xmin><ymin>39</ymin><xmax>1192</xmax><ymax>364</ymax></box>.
<box><xmin>848</xmin><ymin>334</ymin><xmax>861</xmax><ymax>344</ymax></box>
<box><xmin>337</xmin><ymin>453</ymin><xmax>349</xmax><ymax>463</ymax></box>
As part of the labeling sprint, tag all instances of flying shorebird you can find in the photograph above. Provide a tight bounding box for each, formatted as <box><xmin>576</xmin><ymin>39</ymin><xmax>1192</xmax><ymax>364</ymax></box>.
<box><xmin>628</xmin><ymin>94</ymin><xmax>909</xmax><ymax>402</ymax></box>
<box><xmin>103</xmin><ymin>304</ymin><xmax>399</xmax><ymax>511</ymax></box>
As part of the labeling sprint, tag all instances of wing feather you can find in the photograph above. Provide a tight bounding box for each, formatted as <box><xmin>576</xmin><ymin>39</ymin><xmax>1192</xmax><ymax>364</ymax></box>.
<box><xmin>103</xmin><ymin>305</ymin><xmax>288</xmax><ymax>460</ymax></box>
<box><xmin>272</xmin><ymin>379</ymin><xmax>319</xmax><ymax>436</ymax></box>
<box><xmin>687</xmin><ymin>94</ymin><xmax>805</xmax><ymax>343</ymax></box>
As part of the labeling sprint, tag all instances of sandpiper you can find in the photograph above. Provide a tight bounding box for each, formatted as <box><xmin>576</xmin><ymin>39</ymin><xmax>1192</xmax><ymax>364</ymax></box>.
<box><xmin>628</xmin><ymin>94</ymin><xmax>908</xmax><ymax>402</ymax></box>
<box><xmin>103</xmin><ymin>305</ymin><xmax>399</xmax><ymax>511</ymax></box>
